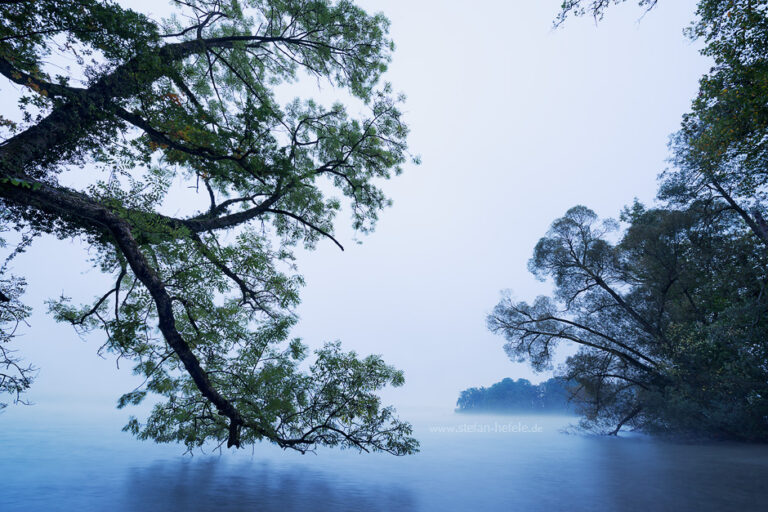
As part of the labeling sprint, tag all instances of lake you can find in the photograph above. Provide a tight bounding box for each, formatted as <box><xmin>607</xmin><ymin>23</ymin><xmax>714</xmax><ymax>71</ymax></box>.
<box><xmin>2</xmin><ymin>406</ymin><xmax>767</xmax><ymax>511</ymax></box>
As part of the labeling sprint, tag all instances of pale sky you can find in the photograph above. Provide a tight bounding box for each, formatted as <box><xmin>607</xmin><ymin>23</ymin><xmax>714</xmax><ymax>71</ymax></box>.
<box><xmin>2</xmin><ymin>0</ymin><xmax>708</xmax><ymax>420</ymax></box>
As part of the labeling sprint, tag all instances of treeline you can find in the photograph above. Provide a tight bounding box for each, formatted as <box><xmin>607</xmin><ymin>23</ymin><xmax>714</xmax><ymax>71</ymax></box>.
<box><xmin>456</xmin><ymin>378</ymin><xmax>574</xmax><ymax>413</ymax></box>
<box><xmin>487</xmin><ymin>0</ymin><xmax>768</xmax><ymax>440</ymax></box>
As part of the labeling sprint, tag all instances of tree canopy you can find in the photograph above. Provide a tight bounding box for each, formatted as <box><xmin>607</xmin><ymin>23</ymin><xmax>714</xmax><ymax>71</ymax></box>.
<box><xmin>0</xmin><ymin>0</ymin><xmax>417</xmax><ymax>454</ymax></box>
<box><xmin>456</xmin><ymin>377</ymin><xmax>574</xmax><ymax>413</ymax></box>
<box><xmin>489</xmin><ymin>203</ymin><xmax>768</xmax><ymax>438</ymax></box>
<box><xmin>489</xmin><ymin>0</ymin><xmax>768</xmax><ymax>439</ymax></box>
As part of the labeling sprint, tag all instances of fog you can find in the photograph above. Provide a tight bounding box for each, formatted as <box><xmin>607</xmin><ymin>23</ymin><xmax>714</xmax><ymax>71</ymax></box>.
<box><xmin>1</xmin><ymin>0</ymin><xmax>707</xmax><ymax>419</ymax></box>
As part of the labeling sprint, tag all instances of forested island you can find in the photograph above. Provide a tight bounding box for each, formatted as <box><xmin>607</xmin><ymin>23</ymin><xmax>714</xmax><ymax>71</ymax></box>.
<box><xmin>456</xmin><ymin>378</ymin><xmax>574</xmax><ymax>413</ymax></box>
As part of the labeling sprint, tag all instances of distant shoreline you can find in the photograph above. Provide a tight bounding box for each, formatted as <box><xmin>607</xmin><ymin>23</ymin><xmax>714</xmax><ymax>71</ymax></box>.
<box><xmin>455</xmin><ymin>377</ymin><xmax>575</xmax><ymax>415</ymax></box>
<box><xmin>453</xmin><ymin>409</ymin><xmax>576</xmax><ymax>416</ymax></box>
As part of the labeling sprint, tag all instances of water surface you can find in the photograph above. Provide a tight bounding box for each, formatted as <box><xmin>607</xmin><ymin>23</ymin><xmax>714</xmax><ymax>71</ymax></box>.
<box><xmin>2</xmin><ymin>406</ymin><xmax>767</xmax><ymax>511</ymax></box>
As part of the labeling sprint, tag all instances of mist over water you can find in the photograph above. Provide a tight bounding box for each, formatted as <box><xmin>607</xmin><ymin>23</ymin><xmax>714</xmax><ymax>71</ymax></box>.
<box><xmin>2</xmin><ymin>407</ymin><xmax>767</xmax><ymax>511</ymax></box>
<box><xmin>3</xmin><ymin>1</ymin><xmax>768</xmax><ymax>510</ymax></box>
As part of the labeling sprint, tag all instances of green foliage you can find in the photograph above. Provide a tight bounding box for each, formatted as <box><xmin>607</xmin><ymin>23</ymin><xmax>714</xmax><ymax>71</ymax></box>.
<box><xmin>489</xmin><ymin>0</ymin><xmax>768</xmax><ymax>441</ymax></box>
<box><xmin>555</xmin><ymin>0</ymin><xmax>658</xmax><ymax>25</ymax></box>
<box><xmin>0</xmin><ymin>178</ymin><xmax>41</xmax><ymax>190</ymax></box>
<box><xmin>456</xmin><ymin>377</ymin><xmax>575</xmax><ymax>413</ymax></box>
<box><xmin>0</xmin><ymin>0</ymin><xmax>417</xmax><ymax>454</ymax></box>
<box><xmin>0</xmin><ymin>274</ymin><xmax>33</xmax><ymax>409</ymax></box>
<box><xmin>665</xmin><ymin>2</ymin><xmax>768</xmax><ymax>220</ymax></box>
<box><xmin>124</xmin><ymin>340</ymin><xmax>416</xmax><ymax>454</ymax></box>
<box><xmin>490</xmin><ymin>203</ymin><xmax>768</xmax><ymax>439</ymax></box>
<box><xmin>0</xmin><ymin>226</ymin><xmax>35</xmax><ymax>409</ymax></box>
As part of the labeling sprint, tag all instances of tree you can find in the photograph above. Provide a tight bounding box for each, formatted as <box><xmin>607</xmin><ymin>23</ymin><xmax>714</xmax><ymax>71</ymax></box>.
<box><xmin>555</xmin><ymin>0</ymin><xmax>658</xmax><ymax>26</ymax></box>
<box><xmin>0</xmin><ymin>0</ymin><xmax>418</xmax><ymax>455</ymax></box>
<box><xmin>455</xmin><ymin>377</ymin><xmax>574</xmax><ymax>413</ymax></box>
<box><xmin>486</xmin><ymin>0</ymin><xmax>768</xmax><ymax>440</ymax></box>
<box><xmin>664</xmin><ymin>0</ymin><xmax>768</xmax><ymax>246</ymax></box>
<box><xmin>559</xmin><ymin>1</ymin><xmax>768</xmax><ymax>246</ymax></box>
<box><xmin>0</xmin><ymin>266</ymin><xmax>33</xmax><ymax>410</ymax></box>
<box><xmin>488</xmin><ymin>204</ymin><xmax>768</xmax><ymax>438</ymax></box>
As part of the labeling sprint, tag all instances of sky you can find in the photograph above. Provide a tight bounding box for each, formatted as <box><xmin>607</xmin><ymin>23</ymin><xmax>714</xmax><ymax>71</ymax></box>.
<box><xmin>1</xmin><ymin>0</ymin><xmax>709</xmax><ymax>421</ymax></box>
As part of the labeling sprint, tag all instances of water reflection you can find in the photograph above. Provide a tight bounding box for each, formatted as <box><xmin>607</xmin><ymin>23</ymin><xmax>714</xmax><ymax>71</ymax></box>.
<box><xmin>592</xmin><ymin>436</ymin><xmax>768</xmax><ymax>512</ymax></box>
<box><xmin>124</xmin><ymin>458</ymin><xmax>416</xmax><ymax>512</ymax></box>
<box><xmin>2</xmin><ymin>411</ymin><xmax>768</xmax><ymax>511</ymax></box>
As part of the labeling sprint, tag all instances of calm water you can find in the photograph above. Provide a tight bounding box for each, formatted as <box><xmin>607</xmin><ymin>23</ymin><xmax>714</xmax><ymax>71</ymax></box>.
<box><xmin>2</xmin><ymin>406</ymin><xmax>767</xmax><ymax>511</ymax></box>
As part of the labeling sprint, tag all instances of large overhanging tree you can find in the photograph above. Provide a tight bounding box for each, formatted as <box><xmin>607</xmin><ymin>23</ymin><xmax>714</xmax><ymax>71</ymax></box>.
<box><xmin>560</xmin><ymin>1</ymin><xmax>768</xmax><ymax>242</ymax></box>
<box><xmin>489</xmin><ymin>204</ymin><xmax>768</xmax><ymax>438</ymax></box>
<box><xmin>487</xmin><ymin>0</ymin><xmax>768</xmax><ymax>439</ymax></box>
<box><xmin>0</xmin><ymin>0</ymin><xmax>418</xmax><ymax>454</ymax></box>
